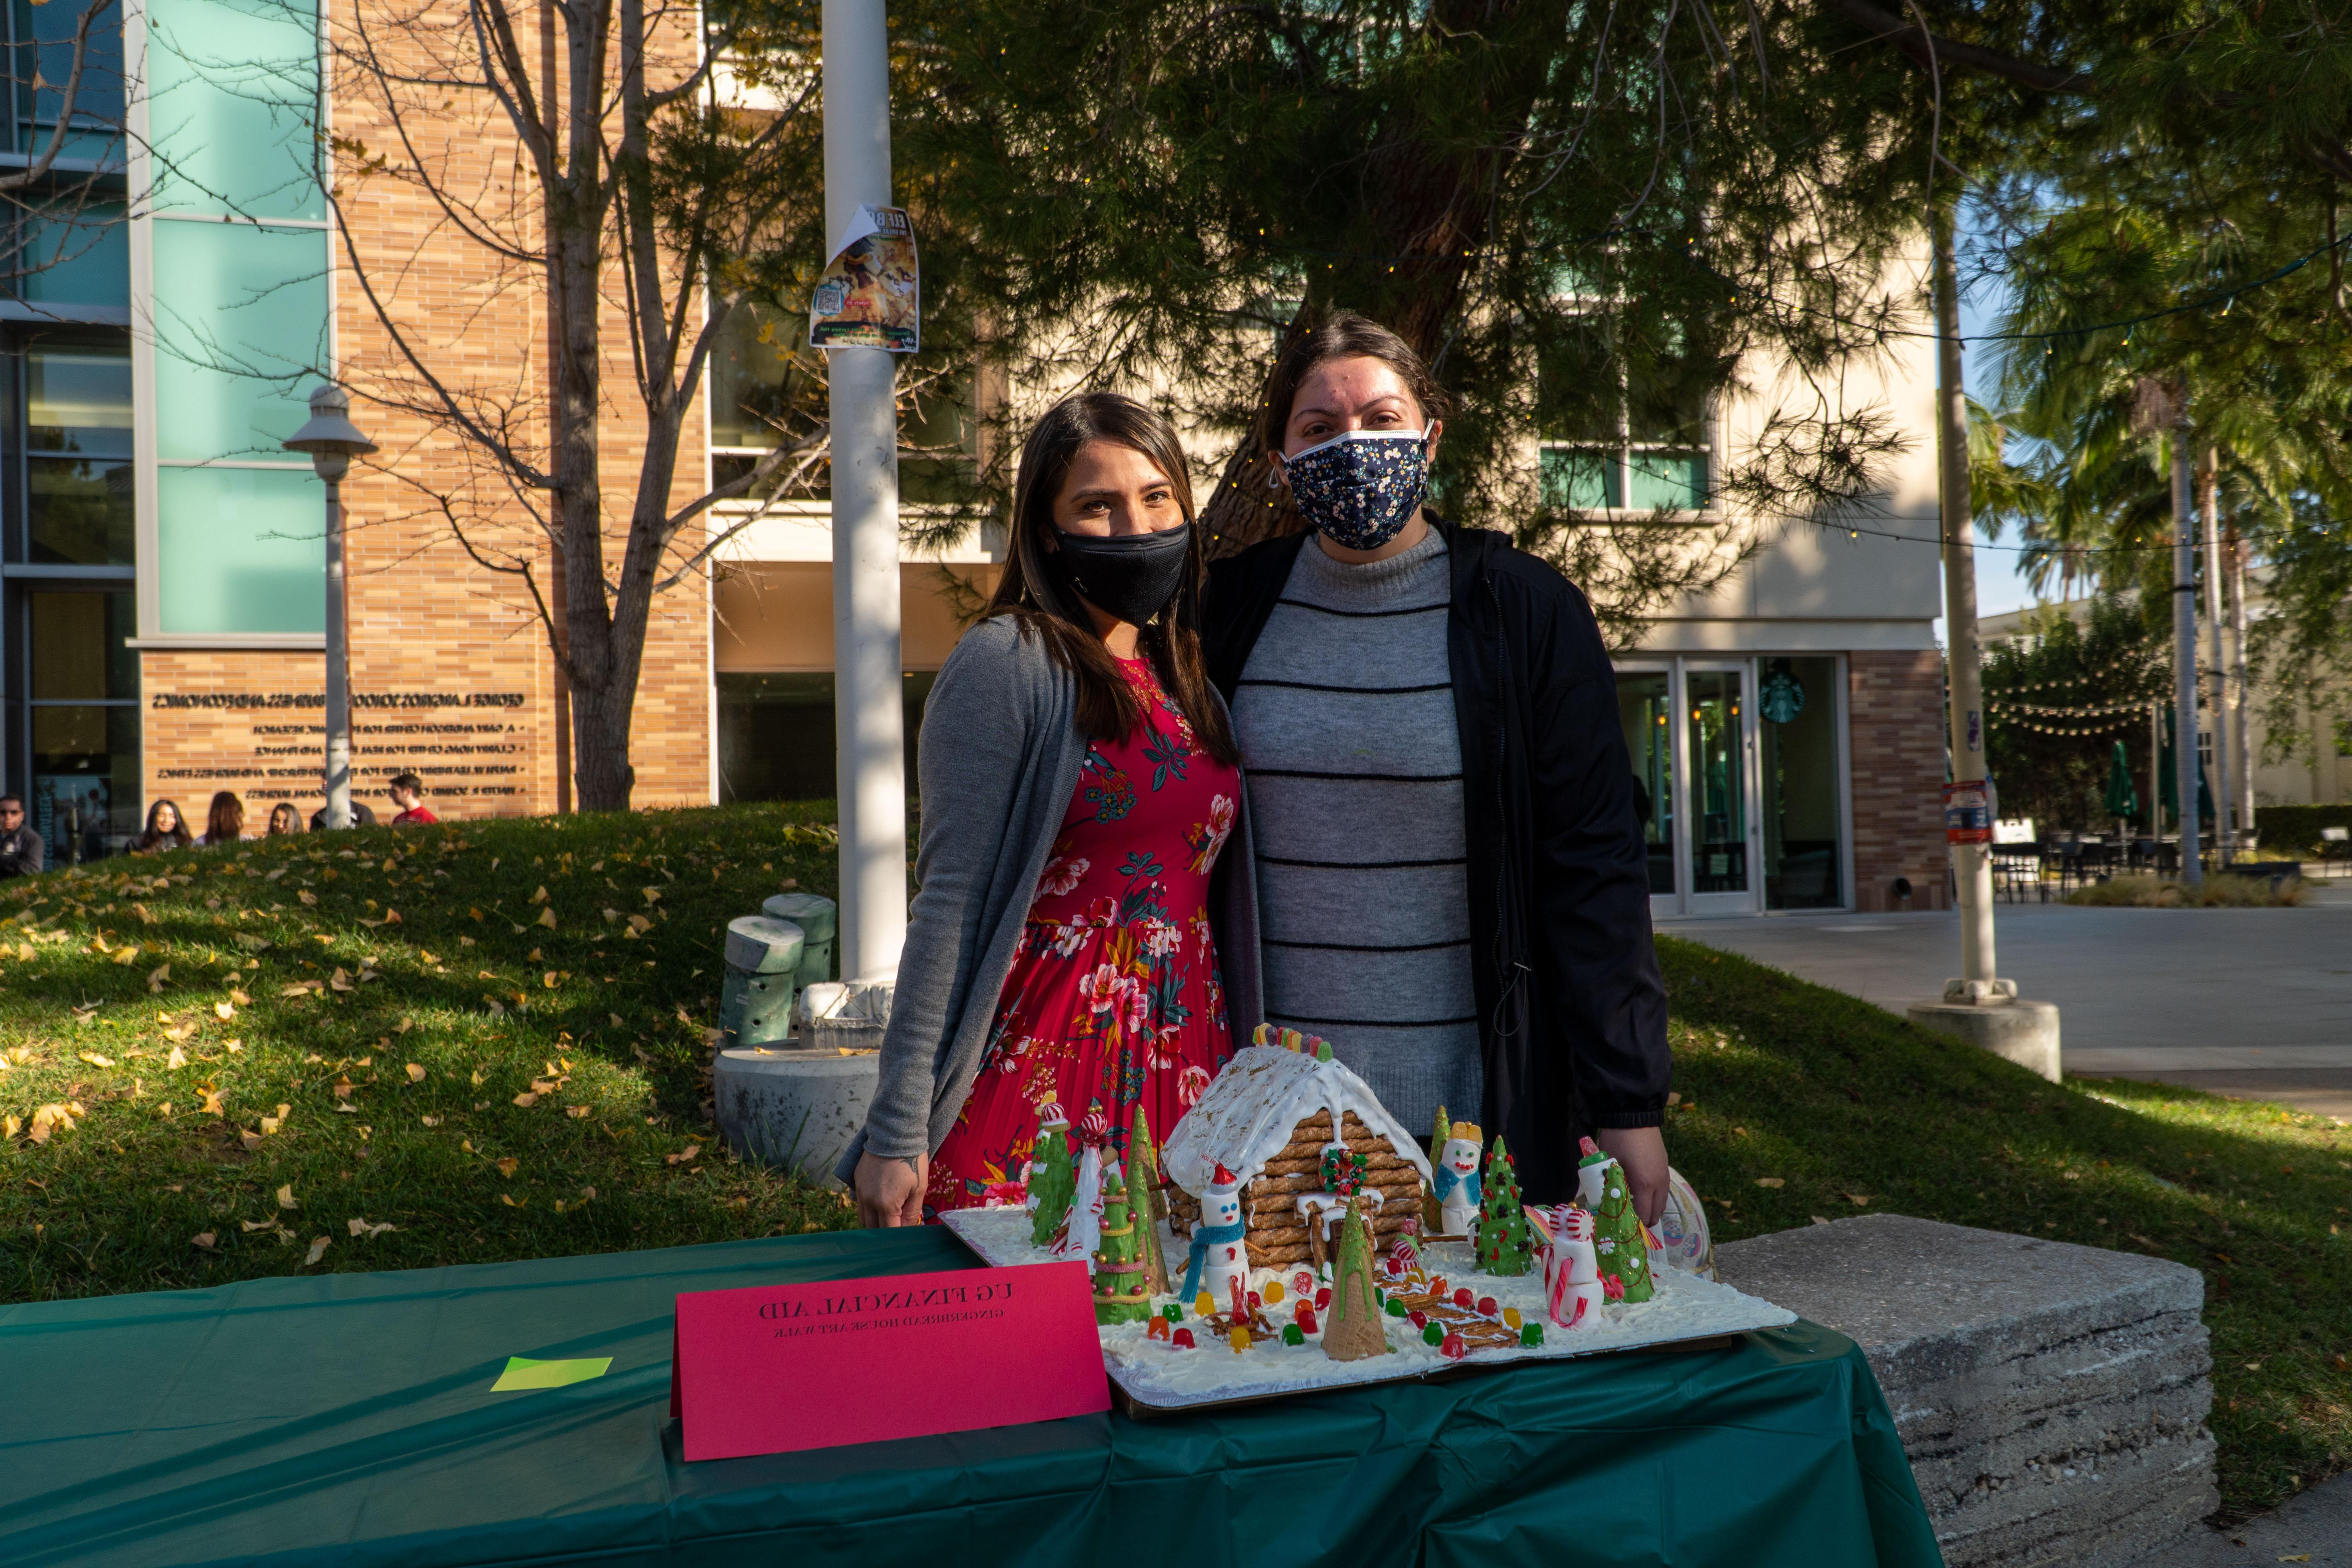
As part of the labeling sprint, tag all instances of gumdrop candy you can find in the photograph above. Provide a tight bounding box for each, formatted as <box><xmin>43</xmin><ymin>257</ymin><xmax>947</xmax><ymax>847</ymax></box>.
<box><xmin>1296</xmin><ymin>1305</ymin><xmax>1318</xmax><ymax>1335</ymax></box>
<box><xmin>1195</xmin><ymin>1292</ymin><xmax>1215</xmax><ymax>1318</ymax></box>
<box><xmin>1281</xmin><ymin>1323</ymin><xmax>1305</xmax><ymax>1347</ymax></box>
<box><xmin>1439</xmin><ymin>1332</ymin><xmax>1468</xmax><ymax>1360</ymax></box>
<box><xmin>1452</xmin><ymin>1287</ymin><xmax>1473</xmax><ymax>1310</ymax></box>
<box><xmin>1247</xmin><ymin>1289</ymin><xmax>1263</xmax><ymax>1311</ymax></box>
<box><xmin>1229</xmin><ymin>1326</ymin><xmax>1252</xmax><ymax>1352</ymax></box>
<box><xmin>1476</xmin><ymin>1296</ymin><xmax>1499</xmax><ymax>1318</ymax></box>
<box><xmin>1408</xmin><ymin>1308</ymin><xmax>1428</xmax><ymax>1329</ymax></box>
<box><xmin>1171</xmin><ymin>1328</ymin><xmax>1196</xmax><ymax>1349</ymax></box>
<box><xmin>1519</xmin><ymin>1322</ymin><xmax>1544</xmax><ymax>1348</ymax></box>
<box><xmin>1146</xmin><ymin>1316</ymin><xmax>1171</xmax><ymax>1341</ymax></box>
<box><xmin>1163</xmin><ymin>1303</ymin><xmax>1183</xmax><ymax>1322</ymax></box>
<box><xmin>1316</xmin><ymin>1287</ymin><xmax>1332</xmax><ymax>1310</ymax></box>
<box><xmin>1422</xmin><ymin>1321</ymin><xmax>1446</xmax><ymax>1346</ymax></box>
<box><xmin>1429</xmin><ymin>1276</ymin><xmax>1447</xmax><ymax>1297</ymax></box>
<box><xmin>1264</xmin><ymin>1279</ymin><xmax>1285</xmax><ymax>1305</ymax></box>
<box><xmin>1292</xmin><ymin>1270</ymin><xmax>1315</xmax><ymax>1298</ymax></box>
<box><xmin>1503</xmin><ymin>1306</ymin><xmax>1523</xmax><ymax>1330</ymax></box>
<box><xmin>1386</xmin><ymin>1296</ymin><xmax>1407</xmax><ymax>1318</ymax></box>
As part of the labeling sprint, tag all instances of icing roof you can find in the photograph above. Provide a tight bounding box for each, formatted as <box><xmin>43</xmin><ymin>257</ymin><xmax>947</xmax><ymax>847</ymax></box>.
<box><xmin>1163</xmin><ymin>1045</ymin><xmax>1434</xmax><ymax>1196</ymax></box>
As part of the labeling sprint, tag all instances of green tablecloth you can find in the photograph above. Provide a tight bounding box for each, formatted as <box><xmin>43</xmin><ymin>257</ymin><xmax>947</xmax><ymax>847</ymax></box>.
<box><xmin>0</xmin><ymin>1228</ymin><xmax>1941</xmax><ymax>1568</ymax></box>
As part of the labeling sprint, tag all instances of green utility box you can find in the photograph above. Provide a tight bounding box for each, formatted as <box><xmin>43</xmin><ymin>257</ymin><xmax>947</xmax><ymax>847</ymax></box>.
<box><xmin>761</xmin><ymin>893</ymin><xmax>837</xmax><ymax>992</ymax></box>
<box><xmin>719</xmin><ymin>916</ymin><xmax>804</xmax><ymax>1050</ymax></box>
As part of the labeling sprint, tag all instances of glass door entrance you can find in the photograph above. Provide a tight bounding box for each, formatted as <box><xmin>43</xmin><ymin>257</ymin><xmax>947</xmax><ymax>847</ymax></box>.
<box><xmin>1617</xmin><ymin>658</ymin><xmax>1838</xmax><ymax>916</ymax></box>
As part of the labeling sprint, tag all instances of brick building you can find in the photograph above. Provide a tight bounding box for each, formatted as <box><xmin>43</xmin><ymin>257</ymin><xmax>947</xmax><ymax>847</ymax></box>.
<box><xmin>1</xmin><ymin>1</ymin><xmax>1950</xmax><ymax>912</ymax></box>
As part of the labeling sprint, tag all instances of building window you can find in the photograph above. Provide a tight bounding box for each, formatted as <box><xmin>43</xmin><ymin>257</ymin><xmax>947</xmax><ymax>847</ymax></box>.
<box><xmin>25</xmin><ymin>340</ymin><xmax>131</xmax><ymax>564</ymax></box>
<box><xmin>24</xmin><ymin>587</ymin><xmax>138</xmax><ymax>857</ymax></box>
<box><xmin>1538</xmin><ymin>316</ymin><xmax>1713</xmax><ymax>514</ymax></box>
<box><xmin>716</xmin><ymin>670</ymin><xmax>934</xmax><ymax>804</ymax></box>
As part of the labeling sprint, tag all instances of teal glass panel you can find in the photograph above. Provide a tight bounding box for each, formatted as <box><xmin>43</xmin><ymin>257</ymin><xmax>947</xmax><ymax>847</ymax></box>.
<box><xmin>145</xmin><ymin>0</ymin><xmax>320</xmax><ymax>219</ymax></box>
<box><xmin>155</xmin><ymin>464</ymin><xmax>323</xmax><ymax>634</ymax></box>
<box><xmin>1539</xmin><ymin>445</ymin><xmax>1620</xmax><ymax>510</ymax></box>
<box><xmin>153</xmin><ymin>219</ymin><xmax>326</xmax><ymax>460</ymax></box>
<box><xmin>17</xmin><ymin>200</ymin><xmax>128</xmax><ymax>305</ymax></box>
<box><xmin>17</xmin><ymin>0</ymin><xmax>126</xmax><ymax>124</ymax></box>
<box><xmin>1625</xmin><ymin>449</ymin><xmax>1707</xmax><ymax>510</ymax></box>
<box><xmin>30</xmin><ymin>457</ymin><xmax>133</xmax><ymax>563</ymax></box>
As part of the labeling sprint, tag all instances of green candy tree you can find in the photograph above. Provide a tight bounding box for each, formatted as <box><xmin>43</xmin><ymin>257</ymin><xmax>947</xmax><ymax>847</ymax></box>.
<box><xmin>1091</xmin><ymin>1168</ymin><xmax>1154</xmax><ymax>1325</ymax></box>
<box><xmin>1590</xmin><ymin>1157</ymin><xmax>1656</xmax><ymax>1303</ymax></box>
<box><xmin>1028</xmin><ymin>1106</ymin><xmax>1077</xmax><ymax>1249</ymax></box>
<box><xmin>1474</xmin><ymin>1137</ymin><xmax>1535</xmax><ymax>1277</ymax></box>
<box><xmin>1319</xmin><ymin>1191</ymin><xmax>1391</xmax><ymax>1361</ymax></box>
<box><xmin>1128</xmin><ymin>1106</ymin><xmax>1172</xmax><ymax>1295</ymax></box>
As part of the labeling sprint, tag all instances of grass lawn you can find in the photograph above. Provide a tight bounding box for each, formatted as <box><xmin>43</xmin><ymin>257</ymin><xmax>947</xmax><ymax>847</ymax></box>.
<box><xmin>3</xmin><ymin>801</ymin><xmax>2348</xmax><ymax>1521</ymax></box>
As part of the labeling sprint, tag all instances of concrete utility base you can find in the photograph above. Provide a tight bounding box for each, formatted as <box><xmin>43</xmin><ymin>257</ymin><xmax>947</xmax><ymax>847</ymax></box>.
<box><xmin>713</xmin><ymin>1045</ymin><xmax>880</xmax><ymax>1187</ymax></box>
<box><xmin>1906</xmin><ymin>997</ymin><xmax>2063</xmax><ymax>1082</ymax></box>
<box><xmin>1716</xmin><ymin>1214</ymin><xmax>2216</xmax><ymax>1568</ymax></box>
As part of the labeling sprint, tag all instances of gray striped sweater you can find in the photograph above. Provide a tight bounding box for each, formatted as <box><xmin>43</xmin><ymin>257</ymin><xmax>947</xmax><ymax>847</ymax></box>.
<box><xmin>1229</xmin><ymin>528</ymin><xmax>1480</xmax><ymax>1136</ymax></box>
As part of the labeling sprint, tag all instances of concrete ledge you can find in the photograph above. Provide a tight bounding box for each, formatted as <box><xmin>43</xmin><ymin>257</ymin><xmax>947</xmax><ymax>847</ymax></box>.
<box><xmin>1717</xmin><ymin>1214</ymin><xmax>2215</xmax><ymax>1568</ymax></box>
<box><xmin>1906</xmin><ymin>997</ymin><xmax>2063</xmax><ymax>1082</ymax></box>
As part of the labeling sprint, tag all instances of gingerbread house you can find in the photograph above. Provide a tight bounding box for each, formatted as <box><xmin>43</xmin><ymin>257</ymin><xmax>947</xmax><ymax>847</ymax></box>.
<box><xmin>1161</xmin><ymin>1037</ymin><xmax>1434</xmax><ymax>1268</ymax></box>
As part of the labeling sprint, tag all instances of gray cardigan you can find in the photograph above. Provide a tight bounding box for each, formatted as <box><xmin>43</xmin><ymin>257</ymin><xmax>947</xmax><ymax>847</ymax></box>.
<box><xmin>837</xmin><ymin>615</ymin><xmax>1264</xmax><ymax>1178</ymax></box>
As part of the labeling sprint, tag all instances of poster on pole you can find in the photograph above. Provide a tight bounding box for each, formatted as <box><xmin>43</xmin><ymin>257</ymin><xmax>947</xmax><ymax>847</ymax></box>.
<box><xmin>808</xmin><ymin>205</ymin><xmax>919</xmax><ymax>352</ymax></box>
<box><xmin>1943</xmin><ymin>780</ymin><xmax>1993</xmax><ymax>846</ymax></box>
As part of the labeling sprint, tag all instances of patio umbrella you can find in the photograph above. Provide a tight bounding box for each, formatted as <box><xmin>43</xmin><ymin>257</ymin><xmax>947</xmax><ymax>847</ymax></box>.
<box><xmin>2102</xmin><ymin>741</ymin><xmax>2138</xmax><ymax>825</ymax></box>
<box><xmin>2157</xmin><ymin>713</ymin><xmax>2216</xmax><ymax>826</ymax></box>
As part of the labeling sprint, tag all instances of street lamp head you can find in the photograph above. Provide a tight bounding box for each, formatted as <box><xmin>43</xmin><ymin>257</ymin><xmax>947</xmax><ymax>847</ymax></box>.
<box><xmin>283</xmin><ymin>382</ymin><xmax>378</xmax><ymax>481</ymax></box>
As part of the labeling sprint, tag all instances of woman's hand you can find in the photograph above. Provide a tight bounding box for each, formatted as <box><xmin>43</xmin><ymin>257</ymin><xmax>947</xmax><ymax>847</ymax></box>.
<box><xmin>1597</xmin><ymin>1126</ymin><xmax>1670</xmax><ymax>1229</ymax></box>
<box><xmin>853</xmin><ymin>1151</ymin><xmax>928</xmax><ymax>1228</ymax></box>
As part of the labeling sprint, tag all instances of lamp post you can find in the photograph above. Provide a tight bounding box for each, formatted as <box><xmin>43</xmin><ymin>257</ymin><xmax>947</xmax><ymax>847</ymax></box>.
<box><xmin>283</xmin><ymin>384</ymin><xmax>379</xmax><ymax>831</ymax></box>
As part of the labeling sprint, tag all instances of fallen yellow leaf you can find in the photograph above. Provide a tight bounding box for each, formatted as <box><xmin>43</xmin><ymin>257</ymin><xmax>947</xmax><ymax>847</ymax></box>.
<box><xmin>531</xmin><ymin>885</ymin><xmax>549</xmax><ymax>904</ymax></box>
<box><xmin>164</xmin><ymin>1022</ymin><xmax>197</xmax><ymax>1042</ymax></box>
<box><xmin>420</xmin><ymin>1114</ymin><xmax>442</xmax><ymax>1127</ymax></box>
<box><xmin>543</xmin><ymin>971</ymin><xmax>559</xmax><ymax>989</ymax></box>
<box><xmin>214</xmin><ymin>1001</ymin><xmax>237</xmax><ymax>1021</ymax></box>
<box><xmin>166</xmin><ymin>1045</ymin><xmax>188</xmax><ymax>1069</ymax></box>
<box><xmin>147</xmin><ymin>963</ymin><xmax>171</xmax><ymax>993</ymax></box>
<box><xmin>512</xmin><ymin>1090</ymin><xmax>538</xmax><ymax>1108</ymax></box>
<box><xmin>230</xmin><ymin>988</ymin><xmax>252</xmax><ymax>1006</ymax></box>
<box><xmin>610</xmin><ymin>1013</ymin><xmax>624</xmax><ymax>1028</ymax></box>
<box><xmin>666</xmin><ymin>1144</ymin><xmax>702</xmax><ymax>1166</ymax></box>
<box><xmin>495</xmin><ymin>1157</ymin><xmax>518</xmax><ymax>1177</ymax></box>
<box><xmin>298</xmin><ymin>889</ymin><xmax>318</xmax><ymax>906</ymax></box>
<box><xmin>500</xmin><ymin>1193</ymin><xmax>521</xmax><ymax>1207</ymax></box>
<box><xmin>77</xmin><ymin>1052</ymin><xmax>116</xmax><ymax>1068</ymax></box>
<box><xmin>566</xmin><ymin>1104</ymin><xmax>591</xmax><ymax>1120</ymax></box>
<box><xmin>535</xmin><ymin>906</ymin><xmax>557</xmax><ymax>930</ymax></box>
<box><xmin>405</xmin><ymin>1063</ymin><xmax>426</xmax><ymax>1082</ymax></box>
<box><xmin>29</xmin><ymin>1104</ymin><xmax>74</xmax><ymax>1144</ymax></box>
<box><xmin>330</xmin><ymin>967</ymin><xmax>354</xmax><ymax>993</ymax></box>
<box><xmin>399</xmin><ymin>1013</ymin><xmax>418</xmax><ymax>1030</ymax></box>
<box><xmin>111</xmin><ymin>945</ymin><xmax>141</xmax><ymax>966</ymax></box>
<box><xmin>259</xmin><ymin>1115</ymin><xmax>282</xmax><ymax>1135</ymax></box>
<box><xmin>277</xmin><ymin>1184</ymin><xmax>299</xmax><ymax>1210</ymax></box>
<box><xmin>1754</xmin><ymin>1177</ymin><xmax>1786</xmax><ymax>1189</ymax></box>
<box><xmin>242</xmin><ymin>1219</ymin><xmax>275</xmax><ymax>1233</ymax></box>
<box><xmin>157</xmin><ymin>1102</ymin><xmax>174</xmax><ymax>1117</ymax></box>
<box><xmin>199</xmin><ymin>1088</ymin><xmax>224</xmax><ymax>1115</ymax></box>
<box><xmin>346</xmin><ymin>1217</ymin><xmax>397</xmax><ymax>1238</ymax></box>
<box><xmin>304</xmin><ymin>1236</ymin><xmax>330</xmax><ymax>1266</ymax></box>
<box><xmin>191</xmin><ymin>1232</ymin><xmax>217</xmax><ymax>1251</ymax></box>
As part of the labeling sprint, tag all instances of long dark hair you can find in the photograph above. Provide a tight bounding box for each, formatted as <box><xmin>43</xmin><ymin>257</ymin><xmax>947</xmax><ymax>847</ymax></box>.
<box><xmin>204</xmin><ymin>791</ymin><xmax>244</xmax><ymax>845</ymax></box>
<box><xmin>1251</xmin><ymin>310</ymin><xmax>1455</xmax><ymax>458</ymax></box>
<box><xmin>136</xmin><ymin>798</ymin><xmax>193</xmax><ymax>852</ymax></box>
<box><xmin>987</xmin><ymin>392</ymin><xmax>1239</xmax><ymax>764</ymax></box>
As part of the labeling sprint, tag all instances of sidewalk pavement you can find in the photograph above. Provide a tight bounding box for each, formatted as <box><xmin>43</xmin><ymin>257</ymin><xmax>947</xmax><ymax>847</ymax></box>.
<box><xmin>1657</xmin><ymin>882</ymin><xmax>2352</xmax><ymax>1119</ymax></box>
<box><xmin>2133</xmin><ymin>1468</ymin><xmax>2352</xmax><ymax>1566</ymax></box>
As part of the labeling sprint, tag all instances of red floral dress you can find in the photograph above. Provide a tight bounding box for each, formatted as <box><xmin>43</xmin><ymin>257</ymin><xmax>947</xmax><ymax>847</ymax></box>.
<box><xmin>927</xmin><ymin>656</ymin><xmax>1239</xmax><ymax>1216</ymax></box>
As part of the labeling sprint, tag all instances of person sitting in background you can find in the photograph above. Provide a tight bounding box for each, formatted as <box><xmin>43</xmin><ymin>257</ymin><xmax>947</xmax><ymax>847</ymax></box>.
<box><xmin>198</xmin><ymin>791</ymin><xmax>245</xmax><ymax>847</ymax></box>
<box><xmin>133</xmin><ymin>799</ymin><xmax>193</xmax><ymax>853</ymax></box>
<box><xmin>267</xmin><ymin>802</ymin><xmax>303</xmax><ymax>836</ymax></box>
<box><xmin>309</xmin><ymin>797</ymin><xmax>379</xmax><ymax>831</ymax></box>
<box><xmin>388</xmin><ymin>773</ymin><xmax>439</xmax><ymax>826</ymax></box>
<box><xmin>0</xmin><ymin>796</ymin><xmax>44</xmax><ymax>878</ymax></box>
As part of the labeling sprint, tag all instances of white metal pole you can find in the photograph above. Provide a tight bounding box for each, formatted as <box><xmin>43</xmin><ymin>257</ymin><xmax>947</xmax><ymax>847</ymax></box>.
<box><xmin>2171</xmin><ymin>428</ymin><xmax>2201</xmax><ymax>884</ymax></box>
<box><xmin>324</xmin><ymin>477</ymin><xmax>353</xmax><ymax>831</ymax></box>
<box><xmin>1933</xmin><ymin>208</ymin><xmax>1996</xmax><ymax>990</ymax></box>
<box><xmin>2228</xmin><ymin>536</ymin><xmax>2254</xmax><ymax>840</ymax></box>
<box><xmin>823</xmin><ymin>0</ymin><xmax>907</xmax><ymax>985</ymax></box>
<box><xmin>2199</xmin><ymin>451</ymin><xmax>2232</xmax><ymax>863</ymax></box>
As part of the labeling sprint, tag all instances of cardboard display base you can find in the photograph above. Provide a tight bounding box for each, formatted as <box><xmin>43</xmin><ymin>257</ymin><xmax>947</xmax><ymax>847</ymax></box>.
<box><xmin>941</xmin><ymin>1207</ymin><xmax>1795</xmax><ymax>1413</ymax></box>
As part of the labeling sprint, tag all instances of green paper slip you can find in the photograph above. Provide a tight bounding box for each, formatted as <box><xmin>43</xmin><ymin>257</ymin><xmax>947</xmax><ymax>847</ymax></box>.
<box><xmin>491</xmin><ymin>1356</ymin><xmax>613</xmax><ymax>1392</ymax></box>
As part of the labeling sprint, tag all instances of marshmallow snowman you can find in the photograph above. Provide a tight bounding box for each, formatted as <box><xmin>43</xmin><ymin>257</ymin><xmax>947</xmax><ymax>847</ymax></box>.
<box><xmin>1435</xmin><ymin>1130</ymin><xmax>1484</xmax><ymax>1238</ymax></box>
<box><xmin>1544</xmin><ymin>1206</ymin><xmax>1605</xmax><ymax>1329</ymax></box>
<box><xmin>1195</xmin><ymin>1162</ymin><xmax>1251</xmax><ymax>1306</ymax></box>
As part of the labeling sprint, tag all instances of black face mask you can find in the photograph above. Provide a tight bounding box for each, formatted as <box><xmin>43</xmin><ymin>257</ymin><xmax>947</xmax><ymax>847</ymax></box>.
<box><xmin>1050</xmin><ymin>523</ymin><xmax>1193</xmax><ymax>628</ymax></box>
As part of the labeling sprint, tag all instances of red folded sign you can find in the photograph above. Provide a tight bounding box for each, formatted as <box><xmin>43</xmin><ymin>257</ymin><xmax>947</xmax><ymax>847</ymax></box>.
<box><xmin>670</xmin><ymin>1260</ymin><xmax>1109</xmax><ymax>1460</ymax></box>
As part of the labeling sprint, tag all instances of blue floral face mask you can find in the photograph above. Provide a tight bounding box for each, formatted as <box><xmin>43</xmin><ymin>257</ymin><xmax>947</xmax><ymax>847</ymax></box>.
<box><xmin>1279</xmin><ymin>430</ymin><xmax>1429</xmax><ymax>551</ymax></box>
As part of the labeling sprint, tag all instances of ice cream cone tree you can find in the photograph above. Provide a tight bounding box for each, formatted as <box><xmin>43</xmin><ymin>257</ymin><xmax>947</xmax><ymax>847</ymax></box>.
<box><xmin>1128</xmin><ymin>1105</ymin><xmax>1173</xmax><ymax>1296</ymax></box>
<box><xmin>1027</xmin><ymin>1103</ymin><xmax>1077</xmax><ymax>1249</ymax></box>
<box><xmin>1474</xmin><ymin>1136</ymin><xmax>1535</xmax><ymax>1276</ymax></box>
<box><xmin>1091</xmin><ymin>1167</ymin><xmax>1154</xmax><ymax>1325</ymax></box>
<box><xmin>1587</xmin><ymin>1153</ymin><xmax>1655</xmax><ymax>1303</ymax></box>
<box><xmin>1318</xmin><ymin>1190</ymin><xmax>1391</xmax><ymax>1361</ymax></box>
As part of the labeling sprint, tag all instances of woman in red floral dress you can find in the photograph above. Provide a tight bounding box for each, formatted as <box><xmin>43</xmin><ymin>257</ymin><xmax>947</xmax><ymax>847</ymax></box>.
<box><xmin>926</xmin><ymin>654</ymin><xmax>1239</xmax><ymax>1212</ymax></box>
<box><xmin>848</xmin><ymin>391</ymin><xmax>1254</xmax><ymax>1226</ymax></box>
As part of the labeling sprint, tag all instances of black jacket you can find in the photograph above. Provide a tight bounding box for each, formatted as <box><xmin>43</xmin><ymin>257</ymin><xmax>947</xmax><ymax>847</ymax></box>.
<box><xmin>1205</xmin><ymin>519</ymin><xmax>1670</xmax><ymax>1205</ymax></box>
<box><xmin>0</xmin><ymin>824</ymin><xmax>43</xmax><ymax>878</ymax></box>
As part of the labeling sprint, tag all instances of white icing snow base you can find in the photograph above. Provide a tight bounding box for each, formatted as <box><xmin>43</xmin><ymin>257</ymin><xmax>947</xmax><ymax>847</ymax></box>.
<box><xmin>942</xmin><ymin>1206</ymin><xmax>1796</xmax><ymax>1411</ymax></box>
